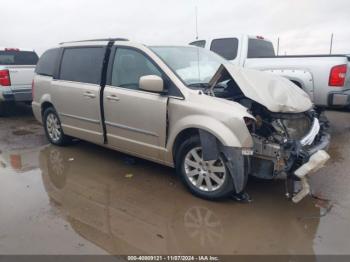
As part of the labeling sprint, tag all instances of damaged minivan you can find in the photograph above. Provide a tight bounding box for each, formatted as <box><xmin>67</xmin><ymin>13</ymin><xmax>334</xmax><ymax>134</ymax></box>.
<box><xmin>32</xmin><ymin>39</ymin><xmax>330</xmax><ymax>203</ymax></box>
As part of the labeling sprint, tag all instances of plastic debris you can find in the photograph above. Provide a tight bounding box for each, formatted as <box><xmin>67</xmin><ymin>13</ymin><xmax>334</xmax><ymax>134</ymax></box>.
<box><xmin>125</xmin><ymin>173</ymin><xmax>133</xmax><ymax>178</ymax></box>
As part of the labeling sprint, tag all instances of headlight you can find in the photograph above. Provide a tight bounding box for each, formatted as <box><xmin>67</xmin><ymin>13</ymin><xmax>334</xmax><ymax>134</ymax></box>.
<box><xmin>272</xmin><ymin>115</ymin><xmax>312</xmax><ymax>140</ymax></box>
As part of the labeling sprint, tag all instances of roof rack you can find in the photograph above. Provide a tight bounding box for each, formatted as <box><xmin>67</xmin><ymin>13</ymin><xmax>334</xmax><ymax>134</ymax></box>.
<box><xmin>59</xmin><ymin>38</ymin><xmax>129</xmax><ymax>45</ymax></box>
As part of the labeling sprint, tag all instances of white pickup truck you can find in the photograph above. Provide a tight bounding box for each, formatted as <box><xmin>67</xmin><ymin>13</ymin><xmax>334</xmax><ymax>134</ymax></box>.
<box><xmin>190</xmin><ymin>35</ymin><xmax>350</xmax><ymax>108</ymax></box>
<box><xmin>0</xmin><ymin>47</ymin><xmax>38</xmax><ymax>115</ymax></box>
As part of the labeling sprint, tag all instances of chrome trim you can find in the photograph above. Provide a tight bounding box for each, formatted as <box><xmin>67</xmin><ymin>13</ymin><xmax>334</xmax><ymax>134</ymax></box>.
<box><xmin>301</xmin><ymin>118</ymin><xmax>320</xmax><ymax>146</ymax></box>
<box><xmin>105</xmin><ymin>121</ymin><xmax>159</xmax><ymax>137</ymax></box>
<box><xmin>60</xmin><ymin>113</ymin><xmax>100</xmax><ymax>124</ymax></box>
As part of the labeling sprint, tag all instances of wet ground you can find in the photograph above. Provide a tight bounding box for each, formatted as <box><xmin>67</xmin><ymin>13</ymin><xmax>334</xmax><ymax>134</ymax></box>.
<box><xmin>0</xmin><ymin>104</ymin><xmax>350</xmax><ymax>255</ymax></box>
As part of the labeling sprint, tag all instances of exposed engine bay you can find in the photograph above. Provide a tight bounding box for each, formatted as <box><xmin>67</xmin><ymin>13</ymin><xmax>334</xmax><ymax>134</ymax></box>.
<box><xmin>202</xmin><ymin>66</ymin><xmax>331</xmax><ymax>202</ymax></box>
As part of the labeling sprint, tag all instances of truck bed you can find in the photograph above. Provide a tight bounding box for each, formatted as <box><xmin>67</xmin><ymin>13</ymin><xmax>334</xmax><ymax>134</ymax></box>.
<box><xmin>245</xmin><ymin>55</ymin><xmax>350</xmax><ymax>107</ymax></box>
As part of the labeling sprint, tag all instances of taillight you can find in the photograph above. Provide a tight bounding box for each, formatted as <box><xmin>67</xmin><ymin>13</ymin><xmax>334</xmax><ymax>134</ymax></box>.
<box><xmin>0</xmin><ymin>69</ymin><xmax>11</xmax><ymax>86</ymax></box>
<box><xmin>31</xmin><ymin>79</ymin><xmax>35</xmax><ymax>99</ymax></box>
<box><xmin>329</xmin><ymin>64</ymin><xmax>347</xmax><ymax>87</ymax></box>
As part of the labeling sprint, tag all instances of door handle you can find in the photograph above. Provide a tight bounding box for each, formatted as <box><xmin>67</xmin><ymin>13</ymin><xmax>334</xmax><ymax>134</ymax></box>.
<box><xmin>106</xmin><ymin>95</ymin><xmax>120</xmax><ymax>101</ymax></box>
<box><xmin>83</xmin><ymin>92</ymin><xmax>96</xmax><ymax>98</ymax></box>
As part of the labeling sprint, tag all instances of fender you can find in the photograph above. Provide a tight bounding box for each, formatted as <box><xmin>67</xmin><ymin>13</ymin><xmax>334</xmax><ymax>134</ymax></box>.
<box><xmin>39</xmin><ymin>93</ymin><xmax>53</xmax><ymax>105</ymax></box>
<box><xmin>31</xmin><ymin>93</ymin><xmax>53</xmax><ymax>124</ymax></box>
<box><xmin>167</xmin><ymin>114</ymin><xmax>253</xmax><ymax>154</ymax></box>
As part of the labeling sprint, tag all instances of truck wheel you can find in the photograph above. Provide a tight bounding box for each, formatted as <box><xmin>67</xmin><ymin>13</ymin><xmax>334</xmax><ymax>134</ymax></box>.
<box><xmin>175</xmin><ymin>136</ymin><xmax>234</xmax><ymax>200</ymax></box>
<box><xmin>43</xmin><ymin>107</ymin><xmax>71</xmax><ymax>146</ymax></box>
<box><xmin>0</xmin><ymin>102</ymin><xmax>13</xmax><ymax>117</ymax></box>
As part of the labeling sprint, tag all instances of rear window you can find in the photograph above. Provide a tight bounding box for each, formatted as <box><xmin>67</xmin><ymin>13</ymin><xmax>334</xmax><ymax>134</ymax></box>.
<box><xmin>210</xmin><ymin>38</ymin><xmax>238</xmax><ymax>60</ymax></box>
<box><xmin>0</xmin><ymin>51</ymin><xmax>38</xmax><ymax>65</ymax></box>
<box><xmin>189</xmin><ymin>40</ymin><xmax>206</xmax><ymax>48</ymax></box>
<box><xmin>35</xmin><ymin>48</ymin><xmax>59</xmax><ymax>76</ymax></box>
<box><xmin>59</xmin><ymin>47</ymin><xmax>105</xmax><ymax>84</ymax></box>
<box><xmin>247</xmin><ymin>39</ymin><xmax>275</xmax><ymax>58</ymax></box>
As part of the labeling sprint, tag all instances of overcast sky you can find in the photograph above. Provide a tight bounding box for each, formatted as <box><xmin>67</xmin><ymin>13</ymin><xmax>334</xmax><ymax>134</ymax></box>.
<box><xmin>1</xmin><ymin>0</ymin><xmax>349</xmax><ymax>55</ymax></box>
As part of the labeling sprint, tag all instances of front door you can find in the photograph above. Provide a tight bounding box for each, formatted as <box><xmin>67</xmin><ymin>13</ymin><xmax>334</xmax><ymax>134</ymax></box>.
<box><xmin>103</xmin><ymin>47</ymin><xmax>168</xmax><ymax>160</ymax></box>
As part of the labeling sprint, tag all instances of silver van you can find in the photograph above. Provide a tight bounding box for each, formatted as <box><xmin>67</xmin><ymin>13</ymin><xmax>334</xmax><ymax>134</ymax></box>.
<box><xmin>32</xmin><ymin>38</ymin><xmax>330</xmax><ymax>202</ymax></box>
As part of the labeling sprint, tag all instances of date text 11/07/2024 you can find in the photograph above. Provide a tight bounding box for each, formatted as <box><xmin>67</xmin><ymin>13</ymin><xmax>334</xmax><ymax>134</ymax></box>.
<box><xmin>127</xmin><ymin>255</ymin><xmax>220</xmax><ymax>261</ymax></box>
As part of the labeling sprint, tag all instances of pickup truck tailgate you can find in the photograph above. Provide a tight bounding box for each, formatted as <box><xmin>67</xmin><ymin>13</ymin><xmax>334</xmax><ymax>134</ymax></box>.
<box><xmin>0</xmin><ymin>49</ymin><xmax>38</xmax><ymax>90</ymax></box>
<box><xmin>7</xmin><ymin>65</ymin><xmax>36</xmax><ymax>89</ymax></box>
<box><xmin>0</xmin><ymin>49</ymin><xmax>38</xmax><ymax>102</ymax></box>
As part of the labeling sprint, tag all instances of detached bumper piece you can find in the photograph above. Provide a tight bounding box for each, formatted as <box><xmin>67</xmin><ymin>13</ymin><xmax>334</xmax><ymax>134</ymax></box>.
<box><xmin>292</xmin><ymin>150</ymin><xmax>330</xmax><ymax>203</ymax></box>
<box><xmin>285</xmin><ymin>118</ymin><xmax>330</xmax><ymax>203</ymax></box>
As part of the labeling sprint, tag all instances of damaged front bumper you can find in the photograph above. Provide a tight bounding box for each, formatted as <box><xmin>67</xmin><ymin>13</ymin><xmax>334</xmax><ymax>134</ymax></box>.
<box><xmin>199</xmin><ymin>114</ymin><xmax>331</xmax><ymax>203</ymax></box>
<box><xmin>252</xmin><ymin>116</ymin><xmax>331</xmax><ymax>203</ymax></box>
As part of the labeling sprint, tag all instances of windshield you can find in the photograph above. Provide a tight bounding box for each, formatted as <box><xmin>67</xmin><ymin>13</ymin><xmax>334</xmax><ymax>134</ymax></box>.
<box><xmin>150</xmin><ymin>46</ymin><xmax>227</xmax><ymax>87</ymax></box>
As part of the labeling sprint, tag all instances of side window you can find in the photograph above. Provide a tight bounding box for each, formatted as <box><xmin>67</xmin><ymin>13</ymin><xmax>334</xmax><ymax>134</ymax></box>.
<box><xmin>59</xmin><ymin>47</ymin><xmax>105</xmax><ymax>84</ymax></box>
<box><xmin>210</xmin><ymin>38</ymin><xmax>238</xmax><ymax>60</ymax></box>
<box><xmin>111</xmin><ymin>48</ymin><xmax>161</xmax><ymax>90</ymax></box>
<box><xmin>189</xmin><ymin>40</ymin><xmax>206</xmax><ymax>48</ymax></box>
<box><xmin>35</xmin><ymin>48</ymin><xmax>59</xmax><ymax>76</ymax></box>
<box><xmin>247</xmin><ymin>39</ymin><xmax>275</xmax><ymax>58</ymax></box>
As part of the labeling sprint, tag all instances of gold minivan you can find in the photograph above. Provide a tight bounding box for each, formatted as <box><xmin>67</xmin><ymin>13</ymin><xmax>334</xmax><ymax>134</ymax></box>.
<box><xmin>32</xmin><ymin>38</ymin><xmax>330</xmax><ymax>202</ymax></box>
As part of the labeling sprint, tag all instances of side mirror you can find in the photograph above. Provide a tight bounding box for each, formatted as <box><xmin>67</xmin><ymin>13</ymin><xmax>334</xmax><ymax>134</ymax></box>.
<box><xmin>139</xmin><ymin>75</ymin><xmax>164</xmax><ymax>93</ymax></box>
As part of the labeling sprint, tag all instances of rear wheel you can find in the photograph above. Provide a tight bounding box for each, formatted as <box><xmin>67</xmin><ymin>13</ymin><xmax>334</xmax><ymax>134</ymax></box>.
<box><xmin>176</xmin><ymin>136</ymin><xmax>234</xmax><ymax>200</ymax></box>
<box><xmin>0</xmin><ymin>101</ymin><xmax>14</xmax><ymax>117</ymax></box>
<box><xmin>43</xmin><ymin>107</ymin><xmax>71</xmax><ymax>146</ymax></box>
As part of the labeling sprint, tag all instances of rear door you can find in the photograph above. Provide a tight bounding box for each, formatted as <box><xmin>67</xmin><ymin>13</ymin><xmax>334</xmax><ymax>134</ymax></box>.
<box><xmin>52</xmin><ymin>46</ymin><xmax>106</xmax><ymax>144</ymax></box>
<box><xmin>103</xmin><ymin>47</ymin><xmax>168</xmax><ymax>160</ymax></box>
<box><xmin>0</xmin><ymin>50</ymin><xmax>38</xmax><ymax>90</ymax></box>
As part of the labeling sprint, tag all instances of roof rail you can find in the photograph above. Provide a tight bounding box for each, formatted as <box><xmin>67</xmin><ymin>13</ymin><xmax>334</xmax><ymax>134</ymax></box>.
<box><xmin>59</xmin><ymin>38</ymin><xmax>129</xmax><ymax>45</ymax></box>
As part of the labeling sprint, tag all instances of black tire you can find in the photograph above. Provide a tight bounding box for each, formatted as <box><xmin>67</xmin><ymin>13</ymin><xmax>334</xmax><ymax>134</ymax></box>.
<box><xmin>43</xmin><ymin>107</ymin><xmax>71</xmax><ymax>146</ymax></box>
<box><xmin>175</xmin><ymin>136</ymin><xmax>235</xmax><ymax>200</ymax></box>
<box><xmin>0</xmin><ymin>101</ymin><xmax>14</xmax><ymax>117</ymax></box>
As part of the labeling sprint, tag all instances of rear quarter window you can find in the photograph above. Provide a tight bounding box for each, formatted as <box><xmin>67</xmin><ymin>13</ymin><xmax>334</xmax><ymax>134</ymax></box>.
<box><xmin>59</xmin><ymin>47</ymin><xmax>105</xmax><ymax>84</ymax></box>
<box><xmin>35</xmin><ymin>48</ymin><xmax>59</xmax><ymax>76</ymax></box>
<box><xmin>210</xmin><ymin>38</ymin><xmax>238</xmax><ymax>60</ymax></box>
<box><xmin>0</xmin><ymin>51</ymin><xmax>38</xmax><ymax>65</ymax></box>
<box><xmin>247</xmin><ymin>39</ymin><xmax>275</xmax><ymax>58</ymax></box>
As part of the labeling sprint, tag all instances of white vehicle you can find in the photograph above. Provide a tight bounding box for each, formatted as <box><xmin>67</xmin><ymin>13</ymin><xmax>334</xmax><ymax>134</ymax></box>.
<box><xmin>0</xmin><ymin>47</ymin><xmax>38</xmax><ymax>116</ymax></box>
<box><xmin>190</xmin><ymin>35</ymin><xmax>350</xmax><ymax>108</ymax></box>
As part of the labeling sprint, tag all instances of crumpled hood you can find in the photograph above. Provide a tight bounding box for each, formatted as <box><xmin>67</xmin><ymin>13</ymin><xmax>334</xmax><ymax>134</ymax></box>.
<box><xmin>209</xmin><ymin>63</ymin><xmax>313</xmax><ymax>113</ymax></box>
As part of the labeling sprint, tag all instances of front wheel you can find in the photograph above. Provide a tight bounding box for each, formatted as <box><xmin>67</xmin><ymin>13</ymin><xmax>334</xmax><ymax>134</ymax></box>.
<box><xmin>43</xmin><ymin>107</ymin><xmax>71</xmax><ymax>146</ymax></box>
<box><xmin>175</xmin><ymin>136</ymin><xmax>234</xmax><ymax>200</ymax></box>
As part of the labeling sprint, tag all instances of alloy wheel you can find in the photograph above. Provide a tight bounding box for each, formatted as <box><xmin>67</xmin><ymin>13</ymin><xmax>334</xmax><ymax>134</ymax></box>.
<box><xmin>184</xmin><ymin>147</ymin><xmax>226</xmax><ymax>192</ymax></box>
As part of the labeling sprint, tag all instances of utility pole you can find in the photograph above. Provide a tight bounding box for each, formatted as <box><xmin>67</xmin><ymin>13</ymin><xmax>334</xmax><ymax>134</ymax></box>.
<box><xmin>195</xmin><ymin>6</ymin><xmax>199</xmax><ymax>40</ymax></box>
<box><xmin>276</xmin><ymin>37</ymin><xmax>280</xmax><ymax>56</ymax></box>
<box><xmin>330</xmin><ymin>33</ymin><xmax>333</xmax><ymax>54</ymax></box>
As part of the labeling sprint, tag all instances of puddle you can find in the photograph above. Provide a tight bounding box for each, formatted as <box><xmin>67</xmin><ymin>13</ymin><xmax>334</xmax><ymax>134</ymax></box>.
<box><xmin>12</xmin><ymin>129</ymin><xmax>35</xmax><ymax>136</ymax></box>
<box><xmin>0</xmin><ymin>110</ymin><xmax>350</xmax><ymax>255</ymax></box>
<box><xmin>33</xmin><ymin>143</ymin><xmax>324</xmax><ymax>255</ymax></box>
